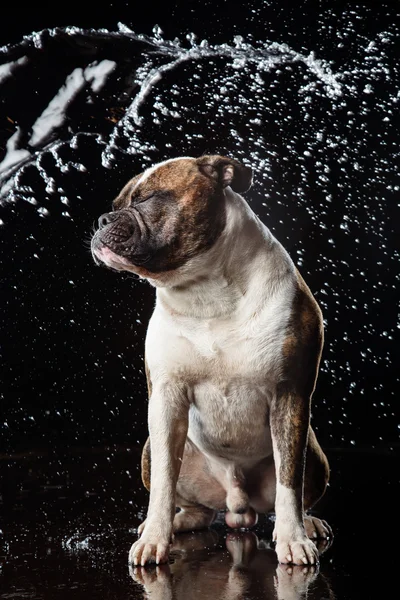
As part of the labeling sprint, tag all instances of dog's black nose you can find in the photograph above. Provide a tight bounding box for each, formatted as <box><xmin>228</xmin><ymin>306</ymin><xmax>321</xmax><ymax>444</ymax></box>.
<box><xmin>98</xmin><ymin>212</ymin><xmax>116</xmax><ymax>229</ymax></box>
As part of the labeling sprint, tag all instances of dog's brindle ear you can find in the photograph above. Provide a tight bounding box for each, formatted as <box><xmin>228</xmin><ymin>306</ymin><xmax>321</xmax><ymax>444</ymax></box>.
<box><xmin>196</xmin><ymin>155</ymin><xmax>253</xmax><ymax>193</ymax></box>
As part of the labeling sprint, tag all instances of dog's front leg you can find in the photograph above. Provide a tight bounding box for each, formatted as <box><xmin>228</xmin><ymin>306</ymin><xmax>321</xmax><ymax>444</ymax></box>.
<box><xmin>129</xmin><ymin>382</ymin><xmax>189</xmax><ymax>566</ymax></box>
<box><xmin>270</xmin><ymin>388</ymin><xmax>318</xmax><ymax>566</ymax></box>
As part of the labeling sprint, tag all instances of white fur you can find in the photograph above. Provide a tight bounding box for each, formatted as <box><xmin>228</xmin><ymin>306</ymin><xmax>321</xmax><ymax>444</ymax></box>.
<box><xmin>133</xmin><ymin>156</ymin><xmax>195</xmax><ymax>191</ymax></box>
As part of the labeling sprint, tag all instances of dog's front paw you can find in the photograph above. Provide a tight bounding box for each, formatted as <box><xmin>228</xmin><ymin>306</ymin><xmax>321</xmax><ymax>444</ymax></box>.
<box><xmin>275</xmin><ymin>537</ymin><xmax>319</xmax><ymax>566</ymax></box>
<box><xmin>129</xmin><ymin>534</ymin><xmax>170</xmax><ymax>566</ymax></box>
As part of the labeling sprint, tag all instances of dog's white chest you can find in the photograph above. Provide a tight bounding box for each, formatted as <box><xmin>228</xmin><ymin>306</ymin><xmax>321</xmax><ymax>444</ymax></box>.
<box><xmin>147</xmin><ymin>273</ymin><xmax>294</xmax><ymax>377</ymax></box>
<box><xmin>182</xmin><ymin>318</ymin><xmax>223</xmax><ymax>358</ymax></box>
<box><xmin>188</xmin><ymin>376</ymin><xmax>273</xmax><ymax>460</ymax></box>
<box><xmin>184</xmin><ymin>290</ymin><xmax>289</xmax><ymax>368</ymax></box>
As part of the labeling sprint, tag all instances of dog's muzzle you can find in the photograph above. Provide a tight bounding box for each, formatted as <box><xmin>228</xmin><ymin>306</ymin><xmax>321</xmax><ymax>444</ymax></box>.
<box><xmin>91</xmin><ymin>209</ymin><xmax>152</xmax><ymax>267</ymax></box>
<box><xmin>98</xmin><ymin>210</ymin><xmax>137</xmax><ymax>243</ymax></box>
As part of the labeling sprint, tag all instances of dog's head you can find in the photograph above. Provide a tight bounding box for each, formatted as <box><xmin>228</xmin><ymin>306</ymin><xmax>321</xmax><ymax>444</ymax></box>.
<box><xmin>91</xmin><ymin>155</ymin><xmax>252</xmax><ymax>285</ymax></box>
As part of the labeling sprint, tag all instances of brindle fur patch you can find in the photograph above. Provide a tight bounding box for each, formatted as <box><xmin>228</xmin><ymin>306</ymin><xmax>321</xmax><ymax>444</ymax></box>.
<box><xmin>140</xmin><ymin>358</ymin><xmax>153</xmax><ymax>491</ymax></box>
<box><xmin>141</xmin><ymin>437</ymin><xmax>151</xmax><ymax>491</ymax></box>
<box><xmin>102</xmin><ymin>158</ymin><xmax>228</xmax><ymax>273</ymax></box>
<box><xmin>281</xmin><ymin>269</ymin><xmax>324</xmax><ymax>397</ymax></box>
<box><xmin>196</xmin><ymin>155</ymin><xmax>253</xmax><ymax>193</ymax></box>
<box><xmin>271</xmin><ymin>392</ymin><xmax>310</xmax><ymax>489</ymax></box>
<box><xmin>271</xmin><ymin>269</ymin><xmax>324</xmax><ymax>488</ymax></box>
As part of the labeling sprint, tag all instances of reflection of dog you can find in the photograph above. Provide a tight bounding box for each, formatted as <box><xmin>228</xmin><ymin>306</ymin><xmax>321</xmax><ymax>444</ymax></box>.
<box><xmin>130</xmin><ymin>531</ymin><xmax>334</xmax><ymax>600</ymax></box>
<box><xmin>92</xmin><ymin>155</ymin><xmax>331</xmax><ymax>566</ymax></box>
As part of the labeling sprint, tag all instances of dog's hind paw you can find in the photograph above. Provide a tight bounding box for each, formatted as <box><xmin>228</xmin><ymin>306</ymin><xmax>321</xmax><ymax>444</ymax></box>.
<box><xmin>225</xmin><ymin>507</ymin><xmax>258</xmax><ymax>529</ymax></box>
<box><xmin>304</xmin><ymin>516</ymin><xmax>332</xmax><ymax>540</ymax></box>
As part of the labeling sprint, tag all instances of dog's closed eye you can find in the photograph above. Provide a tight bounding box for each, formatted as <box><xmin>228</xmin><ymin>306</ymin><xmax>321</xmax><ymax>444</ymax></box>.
<box><xmin>131</xmin><ymin>191</ymin><xmax>173</xmax><ymax>206</ymax></box>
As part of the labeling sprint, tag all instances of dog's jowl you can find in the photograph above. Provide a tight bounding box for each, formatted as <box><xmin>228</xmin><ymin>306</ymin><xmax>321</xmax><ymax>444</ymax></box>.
<box><xmin>91</xmin><ymin>155</ymin><xmax>332</xmax><ymax>566</ymax></box>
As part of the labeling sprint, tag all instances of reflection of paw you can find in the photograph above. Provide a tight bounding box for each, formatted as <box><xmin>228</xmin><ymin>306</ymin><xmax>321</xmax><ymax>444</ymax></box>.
<box><xmin>304</xmin><ymin>516</ymin><xmax>333</xmax><ymax>540</ymax></box>
<box><xmin>274</xmin><ymin>563</ymin><xmax>318</xmax><ymax>600</ymax></box>
<box><xmin>129</xmin><ymin>563</ymin><xmax>170</xmax><ymax>585</ymax></box>
<box><xmin>129</xmin><ymin>563</ymin><xmax>172</xmax><ymax>598</ymax></box>
<box><xmin>129</xmin><ymin>536</ymin><xmax>170</xmax><ymax>566</ymax></box>
<box><xmin>275</xmin><ymin>537</ymin><xmax>319</xmax><ymax>565</ymax></box>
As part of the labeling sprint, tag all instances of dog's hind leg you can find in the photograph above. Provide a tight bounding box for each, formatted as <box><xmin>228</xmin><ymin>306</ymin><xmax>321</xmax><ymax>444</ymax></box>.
<box><xmin>140</xmin><ymin>436</ymin><xmax>220</xmax><ymax>534</ymax></box>
<box><xmin>173</xmin><ymin>497</ymin><xmax>217</xmax><ymax>532</ymax></box>
<box><xmin>139</xmin><ymin>501</ymin><xmax>216</xmax><ymax>534</ymax></box>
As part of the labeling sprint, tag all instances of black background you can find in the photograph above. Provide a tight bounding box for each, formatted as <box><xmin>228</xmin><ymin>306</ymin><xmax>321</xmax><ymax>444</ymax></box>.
<box><xmin>0</xmin><ymin>3</ymin><xmax>399</xmax><ymax>600</ymax></box>
<box><xmin>1</xmin><ymin>0</ymin><xmax>399</xmax><ymax>456</ymax></box>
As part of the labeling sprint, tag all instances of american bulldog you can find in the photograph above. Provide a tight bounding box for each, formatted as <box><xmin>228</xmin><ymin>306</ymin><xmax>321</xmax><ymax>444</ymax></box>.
<box><xmin>91</xmin><ymin>155</ymin><xmax>332</xmax><ymax>567</ymax></box>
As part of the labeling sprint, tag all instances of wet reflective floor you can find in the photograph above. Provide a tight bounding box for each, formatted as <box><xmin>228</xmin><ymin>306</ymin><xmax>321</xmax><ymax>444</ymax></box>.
<box><xmin>1</xmin><ymin>447</ymin><xmax>398</xmax><ymax>599</ymax></box>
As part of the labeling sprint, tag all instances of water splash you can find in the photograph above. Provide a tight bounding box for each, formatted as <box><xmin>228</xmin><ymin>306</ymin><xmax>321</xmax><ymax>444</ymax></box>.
<box><xmin>0</xmin><ymin>23</ymin><xmax>344</xmax><ymax>203</ymax></box>
<box><xmin>120</xmin><ymin>23</ymin><xmax>342</xmax><ymax>127</ymax></box>
<box><xmin>0</xmin><ymin>11</ymin><xmax>398</xmax><ymax>448</ymax></box>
